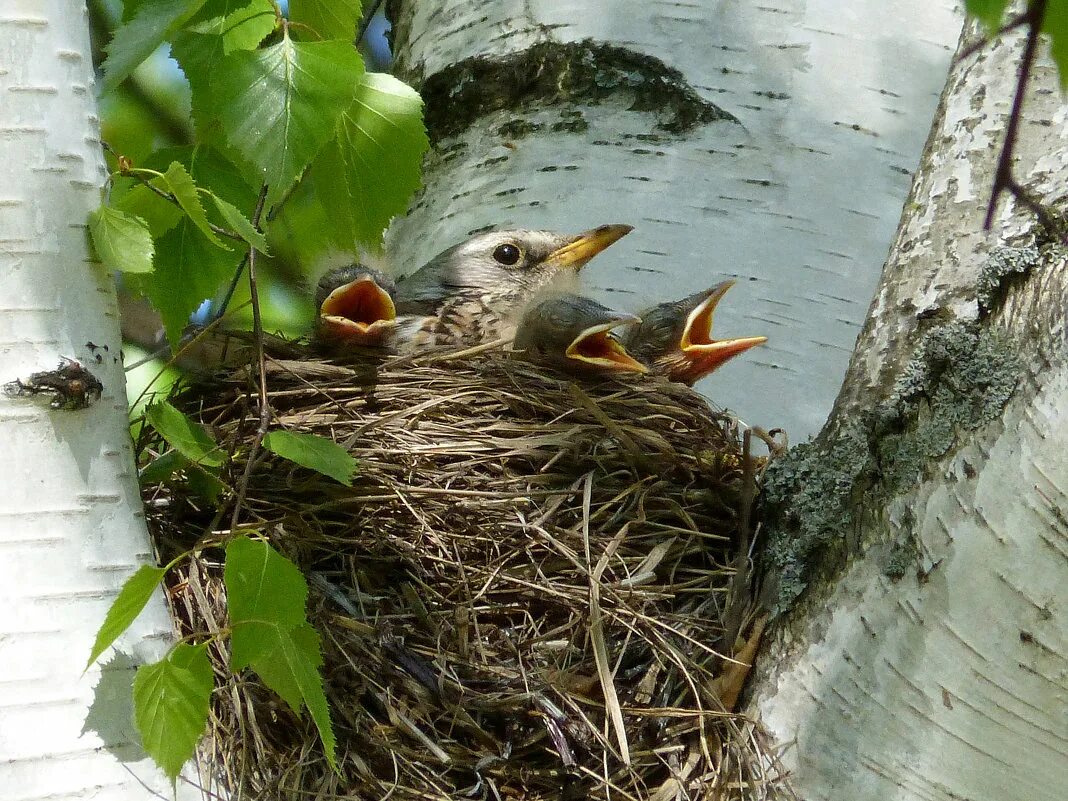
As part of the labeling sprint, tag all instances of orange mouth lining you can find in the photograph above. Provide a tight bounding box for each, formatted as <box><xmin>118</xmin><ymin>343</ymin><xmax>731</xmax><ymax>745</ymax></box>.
<box><xmin>320</xmin><ymin>279</ymin><xmax>397</xmax><ymax>332</ymax></box>
<box><xmin>567</xmin><ymin>329</ymin><xmax>648</xmax><ymax>373</ymax></box>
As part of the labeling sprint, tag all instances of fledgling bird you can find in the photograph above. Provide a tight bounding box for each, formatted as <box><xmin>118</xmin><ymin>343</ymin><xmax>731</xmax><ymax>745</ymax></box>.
<box><xmin>314</xmin><ymin>265</ymin><xmax>398</xmax><ymax>348</ymax></box>
<box><xmin>622</xmin><ymin>280</ymin><xmax>767</xmax><ymax>385</ymax></box>
<box><xmin>513</xmin><ymin>294</ymin><xmax>648</xmax><ymax>375</ymax></box>
<box><xmin>393</xmin><ymin>224</ymin><xmax>633</xmax><ymax>347</ymax></box>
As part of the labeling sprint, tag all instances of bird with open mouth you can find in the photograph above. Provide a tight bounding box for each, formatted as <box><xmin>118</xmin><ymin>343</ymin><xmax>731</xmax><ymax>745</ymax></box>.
<box><xmin>513</xmin><ymin>294</ymin><xmax>648</xmax><ymax>375</ymax></box>
<box><xmin>622</xmin><ymin>281</ymin><xmax>767</xmax><ymax>385</ymax></box>
<box><xmin>314</xmin><ymin>265</ymin><xmax>398</xmax><ymax>348</ymax></box>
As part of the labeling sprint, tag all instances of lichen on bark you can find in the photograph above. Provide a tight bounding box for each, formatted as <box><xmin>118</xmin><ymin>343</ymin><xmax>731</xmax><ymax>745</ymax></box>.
<box><xmin>414</xmin><ymin>40</ymin><xmax>737</xmax><ymax>144</ymax></box>
<box><xmin>762</xmin><ymin>312</ymin><xmax>1021</xmax><ymax>611</ymax></box>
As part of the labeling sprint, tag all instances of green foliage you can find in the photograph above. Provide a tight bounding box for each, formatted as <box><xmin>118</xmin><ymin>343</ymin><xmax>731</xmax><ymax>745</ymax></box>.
<box><xmin>308</xmin><ymin>73</ymin><xmax>429</xmax><ymax>246</ymax></box>
<box><xmin>133</xmin><ymin>643</ymin><xmax>214</xmax><ymax>780</ymax></box>
<box><xmin>290</xmin><ymin>0</ymin><xmax>362</xmax><ymax>41</ymax></box>
<box><xmin>146</xmin><ymin>400</ymin><xmax>225</xmax><ymax>467</ymax></box>
<box><xmin>263</xmin><ymin>429</ymin><xmax>358</xmax><ymax>485</ymax></box>
<box><xmin>224</xmin><ymin>536</ymin><xmax>337</xmax><ymax>768</ymax></box>
<box><xmin>224</xmin><ymin>535</ymin><xmax>309</xmax><ymax>669</ymax></box>
<box><xmin>965</xmin><ymin>0</ymin><xmax>1010</xmax><ymax>32</ymax></box>
<box><xmin>86</xmin><ymin>564</ymin><xmax>167</xmax><ymax>669</ymax></box>
<box><xmin>965</xmin><ymin>0</ymin><xmax>1068</xmax><ymax>86</ymax></box>
<box><xmin>214</xmin><ymin>35</ymin><xmax>365</xmax><ymax>207</ymax></box>
<box><xmin>162</xmin><ymin>161</ymin><xmax>230</xmax><ymax>248</ymax></box>
<box><xmin>1044</xmin><ymin>0</ymin><xmax>1068</xmax><ymax>88</ymax></box>
<box><xmin>102</xmin><ymin>0</ymin><xmax>208</xmax><ymax>90</ymax></box>
<box><xmin>88</xmin><ymin>206</ymin><xmax>155</xmax><ymax>273</ymax></box>
<box><xmin>249</xmin><ymin>622</ymin><xmax>337</xmax><ymax>770</ymax></box>
<box><xmin>96</xmin><ymin>1</ymin><xmax>428</xmax><ymax>347</ymax></box>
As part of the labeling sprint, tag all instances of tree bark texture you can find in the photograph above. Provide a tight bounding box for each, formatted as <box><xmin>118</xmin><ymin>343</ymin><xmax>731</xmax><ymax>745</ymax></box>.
<box><xmin>385</xmin><ymin>0</ymin><xmax>962</xmax><ymax>438</ymax></box>
<box><xmin>0</xmin><ymin>2</ymin><xmax>190</xmax><ymax>798</ymax></box>
<box><xmin>751</xmin><ymin>22</ymin><xmax>1068</xmax><ymax>801</ymax></box>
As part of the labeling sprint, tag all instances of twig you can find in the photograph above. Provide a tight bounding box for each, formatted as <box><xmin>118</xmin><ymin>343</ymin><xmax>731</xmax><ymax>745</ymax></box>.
<box><xmin>983</xmin><ymin>0</ymin><xmax>1063</xmax><ymax>239</ymax></box>
<box><xmin>229</xmin><ymin>184</ymin><xmax>271</xmax><ymax>533</ymax></box>
<box><xmin>357</xmin><ymin>0</ymin><xmax>385</xmax><ymax>45</ymax></box>
<box><xmin>954</xmin><ymin>10</ymin><xmax>1030</xmax><ymax>64</ymax></box>
<box><xmin>720</xmin><ymin>429</ymin><xmax>755</xmax><ymax>658</ymax></box>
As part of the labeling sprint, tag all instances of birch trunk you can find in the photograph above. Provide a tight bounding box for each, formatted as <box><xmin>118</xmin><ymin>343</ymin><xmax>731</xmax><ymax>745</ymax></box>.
<box><xmin>749</xmin><ymin>24</ymin><xmax>1068</xmax><ymax>801</ymax></box>
<box><xmin>0</xmin><ymin>3</ymin><xmax>190</xmax><ymax>799</ymax></box>
<box><xmin>384</xmin><ymin>0</ymin><xmax>962</xmax><ymax>439</ymax></box>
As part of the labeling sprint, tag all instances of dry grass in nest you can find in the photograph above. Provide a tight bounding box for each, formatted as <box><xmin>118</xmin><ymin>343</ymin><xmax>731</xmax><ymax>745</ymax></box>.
<box><xmin>139</xmin><ymin>340</ymin><xmax>790</xmax><ymax>800</ymax></box>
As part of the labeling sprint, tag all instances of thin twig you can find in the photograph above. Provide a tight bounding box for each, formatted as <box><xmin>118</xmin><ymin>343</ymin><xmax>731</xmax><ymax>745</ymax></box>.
<box><xmin>983</xmin><ymin>0</ymin><xmax>1062</xmax><ymax>238</ymax></box>
<box><xmin>954</xmin><ymin>10</ymin><xmax>1030</xmax><ymax>64</ymax></box>
<box><xmin>357</xmin><ymin>0</ymin><xmax>385</xmax><ymax>45</ymax></box>
<box><xmin>229</xmin><ymin>184</ymin><xmax>271</xmax><ymax>533</ymax></box>
<box><xmin>123</xmin><ymin>169</ymin><xmax>246</xmax><ymax>243</ymax></box>
<box><xmin>721</xmin><ymin>429</ymin><xmax>755</xmax><ymax>658</ymax></box>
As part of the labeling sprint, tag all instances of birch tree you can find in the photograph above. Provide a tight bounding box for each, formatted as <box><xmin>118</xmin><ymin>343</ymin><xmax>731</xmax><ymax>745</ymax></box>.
<box><xmin>751</xmin><ymin>20</ymin><xmax>1068</xmax><ymax>801</ymax></box>
<box><xmin>384</xmin><ymin>0</ymin><xmax>962</xmax><ymax>439</ymax></box>
<box><xmin>0</xmin><ymin>2</ymin><xmax>191</xmax><ymax>799</ymax></box>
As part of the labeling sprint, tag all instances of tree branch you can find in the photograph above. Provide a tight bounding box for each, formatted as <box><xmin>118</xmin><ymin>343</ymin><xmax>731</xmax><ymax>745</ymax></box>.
<box><xmin>982</xmin><ymin>0</ymin><xmax>1064</xmax><ymax>240</ymax></box>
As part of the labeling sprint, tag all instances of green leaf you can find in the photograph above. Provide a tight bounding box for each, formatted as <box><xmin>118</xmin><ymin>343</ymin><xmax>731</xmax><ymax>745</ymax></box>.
<box><xmin>219</xmin><ymin>0</ymin><xmax>277</xmax><ymax>53</ymax></box>
<box><xmin>251</xmin><ymin>622</ymin><xmax>322</xmax><ymax>713</ymax></box>
<box><xmin>161</xmin><ymin>161</ymin><xmax>229</xmax><ymax>249</ymax></box>
<box><xmin>140</xmin><ymin>216</ymin><xmax>235</xmax><ymax>347</ymax></box>
<box><xmin>187</xmin><ymin>464</ymin><xmax>227</xmax><ymax>504</ymax></box>
<box><xmin>289</xmin><ymin>0</ymin><xmax>362</xmax><ymax>42</ymax></box>
<box><xmin>307</xmin><ymin>72</ymin><xmax>427</xmax><ymax>248</ymax></box>
<box><xmin>139</xmin><ymin>449</ymin><xmax>188</xmax><ymax>484</ymax></box>
<box><xmin>251</xmin><ymin>623</ymin><xmax>337</xmax><ymax>771</ymax></box>
<box><xmin>87</xmin><ymin>565</ymin><xmax>167</xmax><ymax>669</ymax></box>
<box><xmin>113</xmin><ymin>183</ymin><xmax>183</xmax><ymax>238</ymax></box>
<box><xmin>146</xmin><ymin>400</ymin><xmax>225</xmax><ymax>468</ymax></box>
<box><xmin>263</xmin><ymin>430</ymin><xmax>357</xmax><ymax>485</ymax></box>
<box><xmin>209</xmin><ymin>193</ymin><xmax>269</xmax><ymax>252</ymax></box>
<box><xmin>224</xmin><ymin>536</ymin><xmax>309</xmax><ymax>670</ymax></box>
<box><xmin>88</xmin><ymin>206</ymin><xmax>155</xmax><ymax>273</ymax></box>
<box><xmin>102</xmin><ymin>0</ymin><xmax>208</xmax><ymax>90</ymax></box>
<box><xmin>213</xmin><ymin>35</ymin><xmax>364</xmax><ymax>206</ymax></box>
<box><xmin>133</xmin><ymin>644</ymin><xmax>213</xmax><ymax>780</ymax></box>
<box><xmin>964</xmin><ymin>0</ymin><xmax>1011</xmax><ymax>32</ymax></box>
<box><xmin>1043</xmin><ymin>0</ymin><xmax>1068</xmax><ymax>88</ymax></box>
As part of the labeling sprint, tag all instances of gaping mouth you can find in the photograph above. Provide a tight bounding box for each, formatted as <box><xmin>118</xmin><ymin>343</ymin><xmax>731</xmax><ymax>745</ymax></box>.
<box><xmin>319</xmin><ymin>276</ymin><xmax>397</xmax><ymax>336</ymax></box>
<box><xmin>542</xmin><ymin>224</ymin><xmax>634</xmax><ymax>271</ymax></box>
<box><xmin>680</xmin><ymin>280</ymin><xmax>767</xmax><ymax>367</ymax></box>
<box><xmin>566</xmin><ymin>319</ymin><xmax>649</xmax><ymax>373</ymax></box>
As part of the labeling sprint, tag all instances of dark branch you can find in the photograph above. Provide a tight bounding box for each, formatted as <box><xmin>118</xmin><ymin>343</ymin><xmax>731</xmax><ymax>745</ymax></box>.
<box><xmin>983</xmin><ymin>0</ymin><xmax>1063</xmax><ymax>241</ymax></box>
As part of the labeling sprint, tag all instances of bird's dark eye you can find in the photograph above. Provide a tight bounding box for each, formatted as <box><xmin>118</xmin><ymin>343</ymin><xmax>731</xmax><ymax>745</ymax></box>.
<box><xmin>493</xmin><ymin>243</ymin><xmax>522</xmax><ymax>266</ymax></box>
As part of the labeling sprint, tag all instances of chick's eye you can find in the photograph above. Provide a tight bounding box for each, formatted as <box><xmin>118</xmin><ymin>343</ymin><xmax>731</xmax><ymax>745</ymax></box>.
<box><xmin>493</xmin><ymin>243</ymin><xmax>522</xmax><ymax>266</ymax></box>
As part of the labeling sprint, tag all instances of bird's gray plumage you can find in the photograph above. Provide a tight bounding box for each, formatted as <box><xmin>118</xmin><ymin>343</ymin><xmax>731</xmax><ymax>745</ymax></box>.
<box><xmin>514</xmin><ymin>294</ymin><xmax>645</xmax><ymax>374</ymax></box>
<box><xmin>621</xmin><ymin>285</ymin><xmax>728</xmax><ymax>362</ymax></box>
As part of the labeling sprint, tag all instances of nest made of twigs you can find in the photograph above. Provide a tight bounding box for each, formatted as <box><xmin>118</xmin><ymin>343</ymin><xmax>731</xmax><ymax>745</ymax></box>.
<box><xmin>139</xmin><ymin>340</ymin><xmax>788</xmax><ymax>800</ymax></box>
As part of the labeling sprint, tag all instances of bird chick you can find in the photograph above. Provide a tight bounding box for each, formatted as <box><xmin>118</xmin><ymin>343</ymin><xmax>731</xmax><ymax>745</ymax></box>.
<box><xmin>514</xmin><ymin>294</ymin><xmax>648</xmax><ymax>375</ymax></box>
<box><xmin>314</xmin><ymin>265</ymin><xmax>398</xmax><ymax>348</ymax></box>
<box><xmin>623</xmin><ymin>281</ymin><xmax>767</xmax><ymax>386</ymax></box>
<box><xmin>393</xmin><ymin>225</ymin><xmax>633</xmax><ymax>346</ymax></box>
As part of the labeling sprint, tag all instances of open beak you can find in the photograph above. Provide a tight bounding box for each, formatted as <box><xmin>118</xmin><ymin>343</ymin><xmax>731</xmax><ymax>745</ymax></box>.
<box><xmin>566</xmin><ymin>314</ymin><xmax>649</xmax><ymax>373</ymax></box>
<box><xmin>318</xmin><ymin>276</ymin><xmax>397</xmax><ymax>342</ymax></box>
<box><xmin>679</xmin><ymin>280</ymin><xmax>767</xmax><ymax>371</ymax></box>
<box><xmin>542</xmin><ymin>224</ymin><xmax>633</xmax><ymax>271</ymax></box>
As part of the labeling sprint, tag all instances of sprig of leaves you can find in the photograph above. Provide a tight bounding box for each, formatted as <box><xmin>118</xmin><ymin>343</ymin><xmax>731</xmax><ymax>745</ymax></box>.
<box><xmin>91</xmin><ymin>0</ymin><xmax>428</xmax><ymax>346</ymax></box>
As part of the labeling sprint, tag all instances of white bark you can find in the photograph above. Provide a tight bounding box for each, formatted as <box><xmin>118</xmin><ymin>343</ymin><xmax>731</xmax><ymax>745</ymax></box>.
<box><xmin>0</xmin><ymin>3</ymin><xmax>192</xmax><ymax>799</ymax></box>
<box><xmin>751</xmin><ymin>25</ymin><xmax>1068</xmax><ymax>801</ymax></box>
<box><xmin>386</xmin><ymin>0</ymin><xmax>962</xmax><ymax>438</ymax></box>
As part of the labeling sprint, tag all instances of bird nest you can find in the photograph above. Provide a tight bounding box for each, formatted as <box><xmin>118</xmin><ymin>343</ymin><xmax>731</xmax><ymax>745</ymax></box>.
<box><xmin>138</xmin><ymin>340</ymin><xmax>788</xmax><ymax>800</ymax></box>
